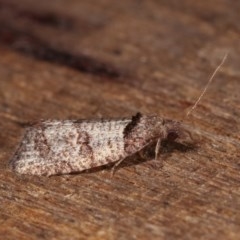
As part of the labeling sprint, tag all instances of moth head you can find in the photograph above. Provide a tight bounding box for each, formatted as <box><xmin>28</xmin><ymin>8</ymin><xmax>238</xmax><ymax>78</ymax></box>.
<box><xmin>162</xmin><ymin>119</ymin><xmax>181</xmax><ymax>142</ymax></box>
<box><xmin>162</xmin><ymin>119</ymin><xmax>195</xmax><ymax>144</ymax></box>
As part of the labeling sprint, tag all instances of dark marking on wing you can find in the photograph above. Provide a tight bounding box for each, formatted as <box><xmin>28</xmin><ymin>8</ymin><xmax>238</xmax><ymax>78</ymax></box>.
<box><xmin>123</xmin><ymin>112</ymin><xmax>142</xmax><ymax>138</ymax></box>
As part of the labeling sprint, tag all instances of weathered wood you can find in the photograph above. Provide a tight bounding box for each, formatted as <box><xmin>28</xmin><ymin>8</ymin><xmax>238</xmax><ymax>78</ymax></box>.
<box><xmin>0</xmin><ymin>0</ymin><xmax>239</xmax><ymax>239</ymax></box>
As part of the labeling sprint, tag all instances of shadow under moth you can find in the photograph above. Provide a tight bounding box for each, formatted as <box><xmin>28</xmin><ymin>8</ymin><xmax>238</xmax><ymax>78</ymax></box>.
<box><xmin>9</xmin><ymin>54</ymin><xmax>227</xmax><ymax>176</ymax></box>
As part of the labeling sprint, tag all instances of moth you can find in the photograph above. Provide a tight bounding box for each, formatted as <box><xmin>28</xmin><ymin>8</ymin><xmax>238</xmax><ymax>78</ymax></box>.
<box><xmin>9</xmin><ymin>54</ymin><xmax>227</xmax><ymax>176</ymax></box>
<box><xmin>10</xmin><ymin>113</ymin><xmax>185</xmax><ymax>176</ymax></box>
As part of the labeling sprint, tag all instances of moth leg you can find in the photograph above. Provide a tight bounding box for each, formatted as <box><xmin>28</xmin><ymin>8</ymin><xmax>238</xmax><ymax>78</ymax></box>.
<box><xmin>111</xmin><ymin>158</ymin><xmax>125</xmax><ymax>177</ymax></box>
<box><xmin>184</xmin><ymin>119</ymin><xmax>201</xmax><ymax>143</ymax></box>
<box><xmin>155</xmin><ymin>138</ymin><xmax>161</xmax><ymax>160</ymax></box>
<box><xmin>154</xmin><ymin>138</ymin><xmax>163</xmax><ymax>168</ymax></box>
<box><xmin>185</xmin><ymin>129</ymin><xmax>201</xmax><ymax>143</ymax></box>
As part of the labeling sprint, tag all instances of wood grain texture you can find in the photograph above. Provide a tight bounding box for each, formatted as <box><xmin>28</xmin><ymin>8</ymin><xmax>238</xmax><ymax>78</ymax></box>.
<box><xmin>0</xmin><ymin>0</ymin><xmax>239</xmax><ymax>239</ymax></box>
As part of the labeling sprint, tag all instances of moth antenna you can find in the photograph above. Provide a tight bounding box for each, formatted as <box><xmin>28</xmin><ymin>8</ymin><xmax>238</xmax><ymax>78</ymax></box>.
<box><xmin>186</xmin><ymin>52</ymin><xmax>228</xmax><ymax>118</ymax></box>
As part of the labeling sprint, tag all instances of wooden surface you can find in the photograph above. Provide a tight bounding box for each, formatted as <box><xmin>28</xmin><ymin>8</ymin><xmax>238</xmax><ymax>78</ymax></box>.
<box><xmin>0</xmin><ymin>0</ymin><xmax>240</xmax><ymax>239</ymax></box>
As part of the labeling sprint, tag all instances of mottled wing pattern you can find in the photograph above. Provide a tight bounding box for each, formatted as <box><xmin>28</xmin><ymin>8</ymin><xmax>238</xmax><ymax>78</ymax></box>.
<box><xmin>10</xmin><ymin>118</ymin><xmax>131</xmax><ymax>176</ymax></box>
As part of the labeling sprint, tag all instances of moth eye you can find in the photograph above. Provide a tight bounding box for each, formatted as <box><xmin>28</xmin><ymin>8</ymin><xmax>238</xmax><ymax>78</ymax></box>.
<box><xmin>167</xmin><ymin>131</ymin><xmax>178</xmax><ymax>141</ymax></box>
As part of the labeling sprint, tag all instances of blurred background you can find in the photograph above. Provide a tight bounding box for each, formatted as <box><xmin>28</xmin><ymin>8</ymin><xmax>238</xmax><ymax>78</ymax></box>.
<box><xmin>0</xmin><ymin>0</ymin><xmax>239</xmax><ymax>239</ymax></box>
